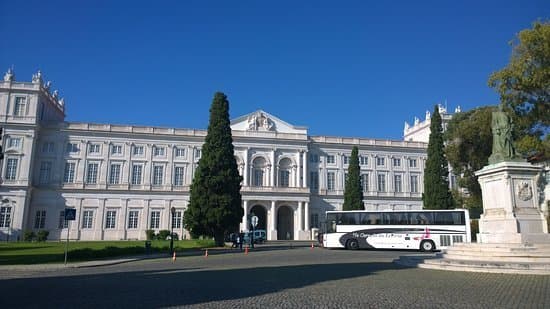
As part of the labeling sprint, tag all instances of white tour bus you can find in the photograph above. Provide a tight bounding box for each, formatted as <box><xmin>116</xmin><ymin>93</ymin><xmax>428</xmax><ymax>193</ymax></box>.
<box><xmin>322</xmin><ymin>209</ymin><xmax>471</xmax><ymax>251</ymax></box>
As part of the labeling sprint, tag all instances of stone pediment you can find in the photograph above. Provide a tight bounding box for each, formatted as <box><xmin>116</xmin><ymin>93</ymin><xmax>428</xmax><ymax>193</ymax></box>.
<box><xmin>231</xmin><ymin>110</ymin><xmax>307</xmax><ymax>135</ymax></box>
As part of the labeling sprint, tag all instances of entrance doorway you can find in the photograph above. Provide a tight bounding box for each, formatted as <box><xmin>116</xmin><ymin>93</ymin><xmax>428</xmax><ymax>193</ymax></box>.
<box><xmin>277</xmin><ymin>206</ymin><xmax>294</xmax><ymax>240</ymax></box>
<box><xmin>249</xmin><ymin>205</ymin><xmax>267</xmax><ymax>231</ymax></box>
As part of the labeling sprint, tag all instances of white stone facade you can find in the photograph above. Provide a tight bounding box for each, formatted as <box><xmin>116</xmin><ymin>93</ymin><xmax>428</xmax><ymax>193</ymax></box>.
<box><xmin>0</xmin><ymin>71</ymin><xmax>427</xmax><ymax>241</ymax></box>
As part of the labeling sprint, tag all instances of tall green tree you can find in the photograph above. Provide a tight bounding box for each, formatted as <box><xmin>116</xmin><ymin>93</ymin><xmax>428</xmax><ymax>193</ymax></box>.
<box><xmin>184</xmin><ymin>92</ymin><xmax>243</xmax><ymax>246</ymax></box>
<box><xmin>488</xmin><ymin>21</ymin><xmax>550</xmax><ymax>159</ymax></box>
<box><xmin>444</xmin><ymin>106</ymin><xmax>494</xmax><ymax>214</ymax></box>
<box><xmin>423</xmin><ymin>105</ymin><xmax>454</xmax><ymax>209</ymax></box>
<box><xmin>343</xmin><ymin>146</ymin><xmax>364</xmax><ymax>210</ymax></box>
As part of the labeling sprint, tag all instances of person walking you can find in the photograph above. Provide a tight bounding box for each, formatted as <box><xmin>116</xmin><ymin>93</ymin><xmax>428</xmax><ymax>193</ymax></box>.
<box><xmin>238</xmin><ymin>231</ymin><xmax>244</xmax><ymax>250</ymax></box>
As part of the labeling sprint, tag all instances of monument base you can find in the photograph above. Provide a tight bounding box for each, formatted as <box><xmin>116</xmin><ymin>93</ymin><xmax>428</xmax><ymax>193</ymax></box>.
<box><xmin>475</xmin><ymin>161</ymin><xmax>547</xmax><ymax>244</ymax></box>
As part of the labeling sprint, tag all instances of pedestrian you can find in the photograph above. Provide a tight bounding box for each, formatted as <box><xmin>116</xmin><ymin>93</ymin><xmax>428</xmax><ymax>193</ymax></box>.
<box><xmin>238</xmin><ymin>231</ymin><xmax>244</xmax><ymax>250</ymax></box>
<box><xmin>231</xmin><ymin>233</ymin><xmax>237</xmax><ymax>248</ymax></box>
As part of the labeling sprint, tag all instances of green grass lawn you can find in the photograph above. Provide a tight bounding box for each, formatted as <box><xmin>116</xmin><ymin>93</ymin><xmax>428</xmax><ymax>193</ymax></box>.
<box><xmin>0</xmin><ymin>239</ymin><xmax>215</xmax><ymax>265</ymax></box>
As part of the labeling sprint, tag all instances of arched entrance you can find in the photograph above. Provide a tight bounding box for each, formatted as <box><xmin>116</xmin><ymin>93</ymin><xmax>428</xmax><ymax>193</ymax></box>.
<box><xmin>249</xmin><ymin>205</ymin><xmax>267</xmax><ymax>231</ymax></box>
<box><xmin>277</xmin><ymin>206</ymin><xmax>294</xmax><ymax>240</ymax></box>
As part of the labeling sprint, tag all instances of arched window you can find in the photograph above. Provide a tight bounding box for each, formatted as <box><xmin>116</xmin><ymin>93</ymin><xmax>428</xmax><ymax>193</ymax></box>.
<box><xmin>278</xmin><ymin>158</ymin><xmax>292</xmax><ymax>187</ymax></box>
<box><xmin>252</xmin><ymin>157</ymin><xmax>267</xmax><ymax>187</ymax></box>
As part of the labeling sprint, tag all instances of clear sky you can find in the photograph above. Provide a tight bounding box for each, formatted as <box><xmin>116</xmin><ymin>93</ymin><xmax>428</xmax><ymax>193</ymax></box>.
<box><xmin>1</xmin><ymin>1</ymin><xmax>547</xmax><ymax>140</ymax></box>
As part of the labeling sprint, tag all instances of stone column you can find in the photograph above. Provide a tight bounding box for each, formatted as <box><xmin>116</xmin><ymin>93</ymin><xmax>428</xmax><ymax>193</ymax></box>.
<box><xmin>96</xmin><ymin>198</ymin><xmax>106</xmax><ymax>240</ymax></box>
<box><xmin>243</xmin><ymin>148</ymin><xmax>249</xmax><ymax>186</ymax></box>
<box><xmin>122</xmin><ymin>199</ymin><xmax>129</xmax><ymax>240</ymax></box>
<box><xmin>304</xmin><ymin>202</ymin><xmax>309</xmax><ymax>232</ymax></box>
<box><xmin>270</xmin><ymin>200</ymin><xmax>277</xmax><ymax>240</ymax></box>
<box><xmin>302</xmin><ymin>151</ymin><xmax>308</xmax><ymax>187</ymax></box>
<box><xmin>296</xmin><ymin>151</ymin><xmax>301</xmax><ymax>187</ymax></box>
<box><xmin>298</xmin><ymin>202</ymin><xmax>303</xmax><ymax>231</ymax></box>
<box><xmin>271</xmin><ymin>149</ymin><xmax>276</xmax><ymax>187</ymax></box>
<box><xmin>242</xmin><ymin>200</ymin><xmax>249</xmax><ymax>231</ymax></box>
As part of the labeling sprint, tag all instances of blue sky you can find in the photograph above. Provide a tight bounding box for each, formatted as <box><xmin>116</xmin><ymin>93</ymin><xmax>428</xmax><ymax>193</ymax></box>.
<box><xmin>1</xmin><ymin>1</ymin><xmax>547</xmax><ymax>140</ymax></box>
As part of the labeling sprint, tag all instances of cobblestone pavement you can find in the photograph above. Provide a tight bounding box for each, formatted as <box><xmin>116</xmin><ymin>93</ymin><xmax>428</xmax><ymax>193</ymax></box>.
<box><xmin>0</xmin><ymin>244</ymin><xmax>549</xmax><ymax>308</ymax></box>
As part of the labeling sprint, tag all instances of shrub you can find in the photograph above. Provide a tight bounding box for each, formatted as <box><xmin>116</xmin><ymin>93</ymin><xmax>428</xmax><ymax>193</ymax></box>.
<box><xmin>145</xmin><ymin>229</ymin><xmax>156</xmax><ymax>241</ymax></box>
<box><xmin>171</xmin><ymin>232</ymin><xmax>179</xmax><ymax>241</ymax></box>
<box><xmin>23</xmin><ymin>230</ymin><xmax>36</xmax><ymax>242</ymax></box>
<box><xmin>158</xmin><ymin>230</ymin><xmax>171</xmax><ymax>240</ymax></box>
<box><xmin>36</xmin><ymin>230</ymin><xmax>49</xmax><ymax>242</ymax></box>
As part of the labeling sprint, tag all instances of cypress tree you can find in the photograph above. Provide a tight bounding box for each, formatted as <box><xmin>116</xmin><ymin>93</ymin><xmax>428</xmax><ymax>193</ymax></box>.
<box><xmin>184</xmin><ymin>92</ymin><xmax>243</xmax><ymax>246</ymax></box>
<box><xmin>423</xmin><ymin>105</ymin><xmax>455</xmax><ymax>209</ymax></box>
<box><xmin>343</xmin><ymin>146</ymin><xmax>364</xmax><ymax>210</ymax></box>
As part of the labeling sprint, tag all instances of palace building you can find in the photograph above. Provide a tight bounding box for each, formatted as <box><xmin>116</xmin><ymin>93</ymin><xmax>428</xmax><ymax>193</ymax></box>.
<box><xmin>0</xmin><ymin>70</ymin><xmax>429</xmax><ymax>241</ymax></box>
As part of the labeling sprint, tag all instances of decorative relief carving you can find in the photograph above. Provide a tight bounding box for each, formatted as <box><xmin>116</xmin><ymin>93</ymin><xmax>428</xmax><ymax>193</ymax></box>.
<box><xmin>517</xmin><ymin>181</ymin><xmax>533</xmax><ymax>202</ymax></box>
<box><xmin>247</xmin><ymin>112</ymin><xmax>274</xmax><ymax>131</ymax></box>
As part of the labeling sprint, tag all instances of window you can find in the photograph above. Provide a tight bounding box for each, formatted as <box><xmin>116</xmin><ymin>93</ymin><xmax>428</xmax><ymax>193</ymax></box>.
<box><xmin>111</xmin><ymin>145</ymin><xmax>122</xmax><ymax>155</ymax></box>
<box><xmin>175</xmin><ymin>148</ymin><xmax>186</xmax><ymax>157</ymax></box>
<box><xmin>279</xmin><ymin>170</ymin><xmax>290</xmax><ymax>187</ymax></box>
<box><xmin>376</xmin><ymin>157</ymin><xmax>385</xmax><ymax>166</ymax></box>
<box><xmin>58</xmin><ymin>211</ymin><xmax>68</xmax><ymax>229</ymax></box>
<box><xmin>410</xmin><ymin>175</ymin><xmax>418</xmax><ymax>193</ymax></box>
<box><xmin>42</xmin><ymin>142</ymin><xmax>55</xmax><ymax>153</ymax></box>
<box><xmin>82</xmin><ymin>210</ymin><xmax>93</xmax><ymax>229</ymax></box>
<box><xmin>172</xmin><ymin>211</ymin><xmax>182</xmax><ymax>229</ymax></box>
<box><xmin>343</xmin><ymin>155</ymin><xmax>350</xmax><ymax>165</ymax></box>
<box><xmin>89</xmin><ymin>144</ymin><xmax>100</xmax><ymax>154</ymax></box>
<box><xmin>327</xmin><ymin>172</ymin><xmax>336</xmax><ymax>191</ymax></box>
<box><xmin>310</xmin><ymin>214</ymin><xmax>319</xmax><ymax>228</ymax></box>
<box><xmin>14</xmin><ymin>97</ymin><xmax>26</xmax><ymax>116</ymax></box>
<box><xmin>128</xmin><ymin>210</ymin><xmax>139</xmax><ymax>229</ymax></box>
<box><xmin>131</xmin><ymin>164</ymin><xmax>143</xmax><ymax>185</ymax></box>
<box><xmin>174</xmin><ymin>167</ymin><xmax>185</xmax><ymax>186</ymax></box>
<box><xmin>195</xmin><ymin>149</ymin><xmax>201</xmax><ymax>159</ymax></box>
<box><xmin>66</xmin><ymin>142</ymin><xmax>79</xmax><ymax>153</ymax></box>
<box><xmin>377</xmin><ymin>174</ymin><xmax>386</xmax><ymax>192</ymax></box>
<box><xmin>34</xmin><ymin>210</ymin><xmax>46</xmax><ymax>229</ymax></box>
<box><xmin>63</xmin><ymin>162</ymin><xmax>76</xmax><ymax>183</ymax></box>
<box><xmin>154</xmin><ymin>146</ymin><xmax>165</xmax><ymax>157</ymax></box>
<box><xmin>253</xmin><ymin>169</ymin><xmax>264</xmax><ymax>187</ymax></box>
<box><xmin>150</xmin><ymin>211</ymin><xmax>160</xmax><ymax>229</ymax></box>
<box><xmin>309</xmin><ymin>154</ymin><xmax>319</xmax><ymax>163</ymax></box>
<box><xmin>310</xmin><ymin>171</ymin><xmax>319</xmax><ymax>190</ymax></box>
<box><xmin>0</xmin><ymin>206</ymin><xmax>12</xmax><ymax>228</ymax></box>
<box><xmin>360</xmin><ymin>156</ymin><xmax>368</xmax><ymax>165</ymax></box>
<box><xmin>326</xmin><ymin>155</ymin><xmax>335</xmax><ymax>164</ymax></box>
<box><xmin>361</xmin><ymin>174</ymin><xmax>369</xmax><ymax>192</ymax></box>
<box><xmin>109</xmin><ymin>164</ymin><xmax>121</xmax><ymax>184</ymax></box>
<box><xmin>86</xmin><ymin>163</ymin><xmax>99</xmax><ymax>184</ymax></box>
<box><xmin>8</xmin><ymin>137</ymin><xmax>21</xmax><ymax>148</ymax></box>
<box><xmin>5</xmin><ymin>158</ymin><xmax>18</xmax><ymax>180</ymax></box>
<box><xmin>153</xmin><ymin>165</ymin><xmax>164</xmax><ymax>185</ymax></box>
<box><xmin>394</xmin><ymin>175</ymin><xmax>402</xmax><ymax>193</ymax></box>
<box><xmin>132</xmin><ymin>145</ymin><xmax>144</xmax><ymax>156</ymax></box>
<box><xmin>39</xmin><ymin>161</ymin><xmax>52</xmax><ymax>184</ymax></box>
<box><xmin>393</xmin><ymin>158</ymin><xmax>401</xmax><ymax>167</ymax></box>
<box><xmin>409</xmin><ymin>159</ymin><xmax>417</xmax><ymax>168</ymax></box>
<box><xmin>105</xmin><ymin>210</ymin><xmax>116</xmax><ymax>229</ymax></box>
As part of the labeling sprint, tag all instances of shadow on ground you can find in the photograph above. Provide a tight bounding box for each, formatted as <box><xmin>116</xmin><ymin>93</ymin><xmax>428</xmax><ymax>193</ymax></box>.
<box><xmin>0</xmin><ymin>262</ymin><xmax>403</xmax><ymax>308</ymax></box>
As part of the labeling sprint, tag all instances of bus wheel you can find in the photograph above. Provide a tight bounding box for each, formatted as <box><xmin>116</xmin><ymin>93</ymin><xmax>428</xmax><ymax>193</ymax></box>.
<box><xmin>420</xmin><ymin>240</ymin><xmax>435</xmax><ymax>252</ymax></box>
<box><xmin>346</xmin><ymin>239</ymin><xmax>359</xmax><ymax>250</ymax></box>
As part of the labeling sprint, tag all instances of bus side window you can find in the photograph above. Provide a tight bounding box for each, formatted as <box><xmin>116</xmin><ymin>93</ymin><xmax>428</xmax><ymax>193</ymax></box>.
<box><xmin>409</xmin><ymin>213</ymin><xmax>420</xmax><ymax>225</ymax></box>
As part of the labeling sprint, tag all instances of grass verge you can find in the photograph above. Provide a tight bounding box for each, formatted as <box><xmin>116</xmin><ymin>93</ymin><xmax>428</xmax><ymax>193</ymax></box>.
<box><xmin>0</xmin><ymin>239</ymin><xmax>215</xmax><ymax>265</ymax></box>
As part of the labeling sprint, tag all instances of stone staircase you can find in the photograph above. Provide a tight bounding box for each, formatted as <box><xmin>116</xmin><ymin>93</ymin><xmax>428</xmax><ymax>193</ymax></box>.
<box><xmin>394</xmin><ymin>242</ymin><xmax>550</xmax><ymax>275</ymax></box>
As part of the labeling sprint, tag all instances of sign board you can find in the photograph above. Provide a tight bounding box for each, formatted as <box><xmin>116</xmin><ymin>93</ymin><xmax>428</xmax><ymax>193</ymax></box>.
<box><xmin>251</xmin><ymin>215</ymin><xmax>259</xmax><ymax>228</ymax></box>
<box><xmin>64</xmin><ymin>208</ymin><xmax>76</xmax><ymax>221</ymax></box>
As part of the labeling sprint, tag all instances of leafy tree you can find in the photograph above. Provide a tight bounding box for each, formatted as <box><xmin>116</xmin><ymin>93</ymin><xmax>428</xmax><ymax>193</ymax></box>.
<box><xmin>423</xmin><ymin>105</ymin><xmax>454</xmax><ymax>209</ymax></box>
<box><xmin>184</xmin><ymin>92</ymin><xmax>243</xmax><ymax>246</ymax></box>
<box><xmin>343</xmin><ymin>146</ymin><xmax>364</xmax><ymax>210</ymax></box>
<box><xmin>444</xmin><ymin>106</ymin><xmax>494</xmax><ymax>214</ymax></box>
<box><xmin>488</xmin><ymin>21</ymin><xmax>550</xmax><ymax>159</ymax></box>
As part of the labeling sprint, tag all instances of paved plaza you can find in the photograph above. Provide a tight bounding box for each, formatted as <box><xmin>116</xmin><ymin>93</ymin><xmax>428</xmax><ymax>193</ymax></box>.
<box><xmin>1</xmin><ymin>243</ymin><xmax>549</xmax><ymax>308</ymax></box>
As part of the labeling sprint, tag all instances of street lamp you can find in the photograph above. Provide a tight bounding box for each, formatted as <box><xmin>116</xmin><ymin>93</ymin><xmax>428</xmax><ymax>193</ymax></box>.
<box><xmin>170</xmin><ymin>206</ymin><xmax>176</xmax><ymax>255</ymax></box>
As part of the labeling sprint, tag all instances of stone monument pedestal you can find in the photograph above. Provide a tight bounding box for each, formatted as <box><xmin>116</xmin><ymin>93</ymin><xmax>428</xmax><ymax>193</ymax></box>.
<box><xmin>475</xmin><ymin>161</ymin><xmax>550</xmax><ymax>244</ymax></box>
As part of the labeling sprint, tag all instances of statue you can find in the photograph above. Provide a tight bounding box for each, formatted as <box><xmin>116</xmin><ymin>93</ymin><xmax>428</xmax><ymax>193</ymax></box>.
<box><xmin>3</xmin><ymin>68</ymin><xmax>14</xmax><ymax>82</ymax></box>
<box><xmin>488</xmin><ymin>104</ymin><xmax>520</xmax><ymax>164</ymax></box>
<box><xmin>32</xmin><ymin>70</ymin><xmax>42</xmax><ymax>83</ymax></box>
<box><xmin>259</xmin><ymin>113</ymin><xmax>273</xmax><ymax>130</ymax></box>
<box><xmin>247</xmin><ymin>115</ymin><xmax>257</xmax><ymax>130</ymax></box>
